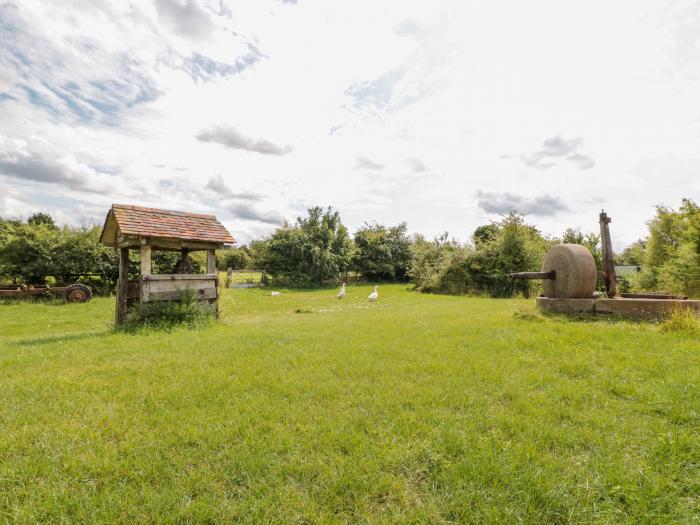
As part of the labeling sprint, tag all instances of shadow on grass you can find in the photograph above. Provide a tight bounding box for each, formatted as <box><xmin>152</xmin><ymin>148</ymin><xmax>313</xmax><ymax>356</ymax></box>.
<box><xmin>9</xmin><ymin>330</ymin><xmax>112</xmax><ymax>348</ymax></box>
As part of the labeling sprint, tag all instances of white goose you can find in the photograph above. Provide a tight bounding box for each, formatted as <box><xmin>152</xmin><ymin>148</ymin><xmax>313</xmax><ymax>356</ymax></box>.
<box><xmin>337</xmin><ymin>283</ymin><xmax>346</xmax><ymax>299</ymax></box>
<box><xmin>368</xmin><ymin>285</ymin><xmax>379</xmax><ymax>302</ymax></box>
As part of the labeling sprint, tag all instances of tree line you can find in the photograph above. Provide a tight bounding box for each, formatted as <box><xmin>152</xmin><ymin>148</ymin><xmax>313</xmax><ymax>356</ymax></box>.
<box><xmin>1</xmin><ymin>199</ymin><xmax>698</xmax><ymax>297</ymax></box>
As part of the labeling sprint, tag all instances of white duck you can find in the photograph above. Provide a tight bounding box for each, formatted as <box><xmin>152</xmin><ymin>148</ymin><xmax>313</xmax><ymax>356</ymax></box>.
<box><xmin>368</xmin><ymin>285</ymin><xmax>379</xmax><ymax>302</ymax></box>
<box><xmin>337</xmin><ymin>283</ymin><xmax>346</xmax><ymax>299</ymax></box>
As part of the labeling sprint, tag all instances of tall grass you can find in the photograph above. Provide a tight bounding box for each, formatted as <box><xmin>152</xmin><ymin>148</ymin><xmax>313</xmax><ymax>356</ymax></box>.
<box><xmin>660</xmin><ymin>305</ymin><xmax>700</xmax><ymax>334</ymax></box>
<box><xmin>123</xmin><ymin>288</ymin><xmax>216</xmax><ymax>331</ymax></box>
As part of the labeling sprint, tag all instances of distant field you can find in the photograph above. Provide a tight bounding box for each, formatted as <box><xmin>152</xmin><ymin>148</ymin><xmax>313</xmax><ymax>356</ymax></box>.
<box><xmin>0</xmin><ymin>285</ymin><xmax>698</xmax><ymax>523</ymax></box>
<box><xmin>221</xmin><ymin>270</ymin><xmax>264</xmax><ymax>287</ymax></box>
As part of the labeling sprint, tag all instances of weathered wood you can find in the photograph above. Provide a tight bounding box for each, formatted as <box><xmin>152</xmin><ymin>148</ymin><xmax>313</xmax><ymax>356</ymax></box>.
<box><xmin>142</xmin><ymin>273</ymin><xmax>218</xmax><ymax>281</ymax></box>
<box><xmin>509</xmin><ymin>271</ymin><xmax>556</xmax><ymax>280</ymax></box>
<box><xmin>140</xmin><ymin>244</ymin><xmax>151</xmax><ymax>276</ymax></box>
<box><xmin>117</xmin><ymin>235</ymin><xmax>224</xmax><ymax>252</ymax></box>
<box><xmin>207</xmin><ymin>249</ymin><xmax>217</xmax><ymax>274</ymax></box>
<box><xmin>115</xmin><ymin>247</ymin><xmax>130</xmax><ymax>326</ymax></box>
<box><xmin>144</xmin><ymin>288</ymin><xmax>218</xmax><ymax>301</ymax></box>
<box><xmin>140</xmin><ymin>275</ymin><xmax>217</xmax><ymax>302</ymax></box>
<box><xmin>599</xmin><ymin>211</ymin><xmax>617</xmax><ymax>297</ymax></box>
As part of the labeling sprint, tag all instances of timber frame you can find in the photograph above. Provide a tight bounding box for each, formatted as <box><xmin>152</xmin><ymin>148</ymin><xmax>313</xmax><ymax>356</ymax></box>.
<box><xmin>100</xmin><ymin>204</ymin><xmax>235</xmax><ymax>327</ymax></box>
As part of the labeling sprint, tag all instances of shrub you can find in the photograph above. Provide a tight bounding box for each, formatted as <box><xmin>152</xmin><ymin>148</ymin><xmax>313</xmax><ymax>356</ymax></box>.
<box><xmin>123</xmin><ymin>289</ymin><xmax>217</xmax><ymax>331</ymax></box>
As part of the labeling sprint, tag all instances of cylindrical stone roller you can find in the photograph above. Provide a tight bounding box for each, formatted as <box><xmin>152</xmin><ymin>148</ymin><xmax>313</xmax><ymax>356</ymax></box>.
<box><xmin>541</xmin><ymin>244</ymin><xmax>597</xmax><ymax>299</ymax></box>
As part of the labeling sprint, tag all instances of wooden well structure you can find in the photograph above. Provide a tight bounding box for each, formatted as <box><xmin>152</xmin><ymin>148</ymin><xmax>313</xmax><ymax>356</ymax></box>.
<box><xmin>100</xmin><ymin>204</ymin><xmax>235</xmax><ymax>326</ymax></box>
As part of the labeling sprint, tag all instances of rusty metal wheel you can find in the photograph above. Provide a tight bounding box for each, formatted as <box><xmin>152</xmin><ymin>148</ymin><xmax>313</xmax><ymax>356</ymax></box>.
<box><xmin>62</xmin><ymin>283</ymin><xmax>93</xmax><ymax>303</ymax></box>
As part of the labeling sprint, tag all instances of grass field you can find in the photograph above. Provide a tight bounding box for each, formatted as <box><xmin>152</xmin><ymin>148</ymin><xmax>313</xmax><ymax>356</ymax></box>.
<box><xmin>1</xmin><ymin>285</ymin><xmax>699</xmax><ymax>524</ymax></box>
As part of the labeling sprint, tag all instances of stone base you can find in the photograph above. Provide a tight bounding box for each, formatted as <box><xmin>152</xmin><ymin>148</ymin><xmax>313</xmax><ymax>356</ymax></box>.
<box><xmin>536</xmin><ymin>297</ymin><xmax>595</xmax><ymax>315</ymax></box>
<box><xmin>536</xmin><ymin>296</ymin><xmax>700</xmax><ymax>321</ymax></box>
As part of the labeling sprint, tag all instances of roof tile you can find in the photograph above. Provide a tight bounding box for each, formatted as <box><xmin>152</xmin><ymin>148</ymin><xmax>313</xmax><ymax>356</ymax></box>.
<box><xmin>108</xmin><ymin>204</ymin><xmax>235</xmax><ymax>244</ymax></box>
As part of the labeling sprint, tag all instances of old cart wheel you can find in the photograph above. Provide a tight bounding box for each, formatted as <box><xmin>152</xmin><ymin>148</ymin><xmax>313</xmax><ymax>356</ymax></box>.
<box><xmin>62</xmin><ymin>283</ymin><xmax>93</xmax><ymax>303</ymax></box>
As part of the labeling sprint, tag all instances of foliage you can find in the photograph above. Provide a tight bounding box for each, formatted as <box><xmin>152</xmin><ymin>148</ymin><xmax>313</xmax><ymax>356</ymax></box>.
<box><xmin>1</xmin><ymin>286</ymin><xmax>699</xmax><ymax>523</ymax></box>
<box><xmin>470</xmin><ymin>213</ymin><xmax>553</xmax><ymax>297</ymax></box>
<box><xmin>0</xmin><ymin>217</ymin><xmax>118</xmax><ymax>291</ymax></box>
<box><xmin>562</xmin><ymin>228</ymin><xmax>602</xmax><ymax>269</ymax></box>
<box><xmin>616</xmin><ymin>239</ymin><xmax>646</xmax><ymax>266</ymax></box>
<box><xmin>27</xmin><ymin>212</ymin><xmax>56</xmax><ymax>228</ymax></box>
<box><xmin>219</xmin><ymin>246</ymin><xmax>252</xmax><ymax>270</ymax></box>
<box><xmin>634</xmin><ymin>199</ymin><xmax>700</xmax><ymax>296</ymax></box>
<box><xmin>255</xmin><ymin>207</ymin><xmax>354</xmax><ymax>287</ymax></box>
<box><xmin>408</xmin><ymin>233</ymin><xmax>467</xmax><ymax>294</ymax></box>
<box><xmin>123</xmin><ymin>288</ymin><xmax>216</xmax><ymax>331</ymax></box>
<box><xmin>352</xmin><ymin>222</ymin><xmax>412</xmax><ymax>281</ymax></box>
<box><xmin>410</xmin><ymin>213</ymin><xmax>552</xmax><ymax>297</ymax></box>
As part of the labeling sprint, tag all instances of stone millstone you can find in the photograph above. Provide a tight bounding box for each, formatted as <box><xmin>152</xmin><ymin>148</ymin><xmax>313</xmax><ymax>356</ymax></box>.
<box><xmin>542</xmin><ymin>244</ymin><xmax>597</xmax><ymax>299</ymax></box>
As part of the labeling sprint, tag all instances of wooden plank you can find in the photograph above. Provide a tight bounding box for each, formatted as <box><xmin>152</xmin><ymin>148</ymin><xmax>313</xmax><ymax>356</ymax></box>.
<box><xmin>118</xmin><ymin>236</ymin><xmax>223</xmax><ymax>251</ymax></box>
<box><xmin>142</xmin><ymin>274</ymin><xmax>218</xmax><ymax>281</ymax></box>
<box><xmin>207</xmin><ymin>249</ymin><xmax>217</xmax><ymax>274</ymax></box>
<box><xmin>145</xmin><ymin>288</ymin><xmax>218</xmax><ymax>301</ymax></box>
<box><xmin>144</xmin><ymin>279</ymin><xmax>216</xmax><ymax>293</ymax></box>
<box><xmin>142</xmin><ymin>277</ymin><xmax>217</xmax><ymax>302</ymax></box>
<box><xmin>115</xmin><ymin>247</ymin><xmax>130</xmax><ymax>326</ymax></box>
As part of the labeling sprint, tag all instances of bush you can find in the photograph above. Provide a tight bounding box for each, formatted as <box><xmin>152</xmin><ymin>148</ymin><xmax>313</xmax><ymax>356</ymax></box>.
<box><xmin>123</xmin><ymin>289</ymin><xmax>217</xmax><ymax>331</ymax></box>
<box><xmin>409</xmin><ymin>213</ymin><xmax>552</xmax><ymax>297</ymax></box>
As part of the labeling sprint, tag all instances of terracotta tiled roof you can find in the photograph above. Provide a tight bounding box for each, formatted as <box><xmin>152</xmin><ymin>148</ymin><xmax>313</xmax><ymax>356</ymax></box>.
<box><xmin>101</xmin><ymin>204</ymin><xmax>235</xmax><ymax>246</ymax></box>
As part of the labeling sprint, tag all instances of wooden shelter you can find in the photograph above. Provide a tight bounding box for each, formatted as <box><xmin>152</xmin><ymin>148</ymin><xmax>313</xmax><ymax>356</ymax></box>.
<box><xmin>100</xmin><ymin>204</ymin><xmax>235</xmax><ymax>326</ymax></box>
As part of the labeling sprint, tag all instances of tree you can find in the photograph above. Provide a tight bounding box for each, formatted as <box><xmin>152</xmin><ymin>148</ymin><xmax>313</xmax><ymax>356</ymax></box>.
<box><xmin>471</xmin><ymin>213</ymin><xmax>552</xmax><ymax>297</ymax></box>
<box><xmin>561</xmin><ymin>228</ymin><xmax>601</xmax><ymax>269</ymax></box>
<box><xmin>617</xmin><ymin>239</ymin><xmax>646</xmax><ymax>266</ymax></box>
<box><xmin>0</xmin><ymin>222</ymin><xmax>57</xmax><ymax>283</ymax></box>
<box><xmin>27</xmin><ymin>212</ymin><xmax>56</xmax><ymax>228</ymax></box>
<box><xmin>625</xmin><ymin>199</ymin><xmax>700</xmax><ymax>296</ymax></box>
<box><xmin>221</xmin><ymin>246</ymin><xmax>252</xmax><ymax>270</ymax></box>
<box><xmin>256</xmin><ymin>207</ymin><xmax>354</xmax><ymax>287</ymax></box>
<box><xmin>352</xmin><ymin>222</ymin><xmax>412</xmax><ymax>281</ymax></box>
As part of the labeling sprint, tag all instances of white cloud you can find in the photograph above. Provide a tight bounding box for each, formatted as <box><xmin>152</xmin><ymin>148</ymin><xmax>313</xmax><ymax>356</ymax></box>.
<box><xmin>0</xmin><ymin>0</ymin><xmax>699</xmax><ymax>247</ymax></box>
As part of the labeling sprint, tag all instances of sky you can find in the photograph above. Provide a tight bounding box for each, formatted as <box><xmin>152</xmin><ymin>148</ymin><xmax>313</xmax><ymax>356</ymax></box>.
<box><xmin>1</xmin><ymin>0</ymin><xmax>699</xmax><ymax>249</ymax></box>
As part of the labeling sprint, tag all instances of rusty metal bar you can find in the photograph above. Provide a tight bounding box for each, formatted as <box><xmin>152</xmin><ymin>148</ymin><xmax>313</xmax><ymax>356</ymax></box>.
<box><xmin>508</xmin><ymin>271</ymin><xmax>556</xmax><ymax>280</ymax></box>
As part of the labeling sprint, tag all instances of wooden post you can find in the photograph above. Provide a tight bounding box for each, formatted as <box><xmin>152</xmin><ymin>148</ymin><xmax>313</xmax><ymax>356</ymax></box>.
<box><xmin>140</xmin><ymin>244</ymin><xmax>151</xmax><ymax>304</ymax></box>
<box><xmin>207</xmin><ymin>249</ymin><xmax>217</xmax><ymax>275</ymax></box>
<box><xmin>115</xmin><ymin>247</ymin><xmax>130</xmax><ymax>327</ymax></box>
<box><xmin>599</xmin><ymin>210</ymin><xmax>617</xmax><ymax>297</ymax></box>
<box><xmin>140</xmin><ymin>244</ymin><xmax>151</xmax><ymax>276</ymax></box>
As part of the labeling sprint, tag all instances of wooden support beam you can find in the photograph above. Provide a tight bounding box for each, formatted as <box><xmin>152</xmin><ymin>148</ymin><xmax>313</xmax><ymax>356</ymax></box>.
<box><xmin>207</xmin><ymin>249</ymin><xmax>217</xmax><ymax>275</ymax></box>
<box><xmin>140</xmin><ymin>244</ymin><xmax>151</xmax><ymax>276</ymax></box>
<box><xmin>115</xmin><ymin>247</ymin><xmax>130</xmax><ymax>327</ymax></box>
<box><xmin>599</xmin><ymin>211</ymin><xmax>617</xmax><ymax>297</ymax></box>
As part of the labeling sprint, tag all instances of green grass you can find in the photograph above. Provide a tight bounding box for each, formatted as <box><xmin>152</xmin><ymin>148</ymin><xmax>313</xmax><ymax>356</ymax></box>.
<box><xmin>1</xmin><ymin>285</ymin><xmax>698</xmax><ymax>524</ymax></box>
